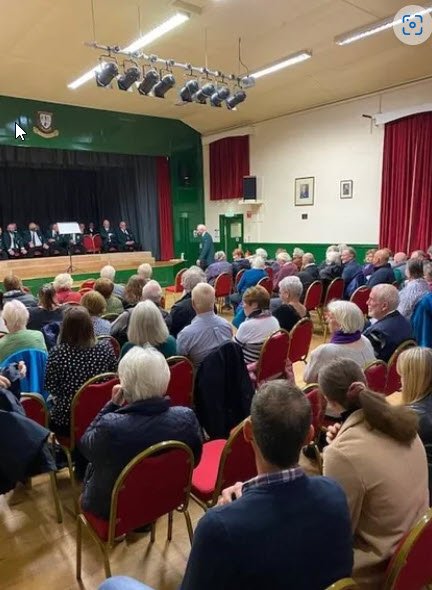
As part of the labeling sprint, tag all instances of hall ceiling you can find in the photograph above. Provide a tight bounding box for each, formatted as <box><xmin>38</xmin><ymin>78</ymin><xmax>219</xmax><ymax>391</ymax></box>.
<box><xmin>1</xmin><ymin>0</ymin><xmax>431</xmax><ymax>134</ymax></box>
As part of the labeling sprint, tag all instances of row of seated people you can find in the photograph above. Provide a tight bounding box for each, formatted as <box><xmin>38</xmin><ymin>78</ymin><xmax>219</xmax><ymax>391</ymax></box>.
<box><xmin>0</xmin><ymin>219</ymin><xmax>140</xmax><ymax>258</ymax></box>
<box><xmin>2</xmin><ymin>340</ymin><xmax>431</xmax><ymax>590</ymax></box>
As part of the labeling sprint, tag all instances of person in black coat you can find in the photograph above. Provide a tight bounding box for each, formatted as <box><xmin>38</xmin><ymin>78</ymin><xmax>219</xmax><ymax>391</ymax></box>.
<box><xmin>23</xmin><ymin>222</ymin><xmax>50</xmax><ymax>257</ymax></box>
<box><xmin>115</xmin><ymin>221</ymin><xmax>141</xmax><ymax>252</ymax></box>
<box><xmin>298</xmin><ymin>253</ymin><xmax>320</xmax><ymax>302</ymax></box>
<box><xmin>45</xmin><ymin>223</ymin><xmax>67</xmax><ymax>256</ymax></box>
<box><xmin>100</xmin><ymin>219</ymin><xmax>118</xmax><ymax>252</ymax></box>
<box><xmin>366</xmin><ymin>249</ymin><xmax>395</xmax><ymax>288</ymax></box>
<box><xmin>79</xmin><ymin>346</ymin><xmax>203</xmax><ymax>519</ymax></box>
<box><xmin>3</xmin><ymin>223</ymin><xmax>27</xmax><ymax>258</ymax></box>
<box><xmin>169</xmin><ymin>266</ymin><xmax>206</xmax><ymax>337</ymax></box>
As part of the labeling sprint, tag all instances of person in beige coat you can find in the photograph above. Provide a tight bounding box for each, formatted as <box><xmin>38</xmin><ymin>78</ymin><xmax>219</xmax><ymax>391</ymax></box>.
<box><xmin>319</xmin><ymin>358</ymin><xmax>429</xmax><ymax>590</ymax></box>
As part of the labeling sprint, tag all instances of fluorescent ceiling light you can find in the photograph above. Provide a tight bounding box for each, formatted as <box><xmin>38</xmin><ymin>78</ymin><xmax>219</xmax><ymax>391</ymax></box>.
<box><xmin>251</xmin><ymin>51</ymin><xmax>312</xmax><ymax>80</ymax></box>
<box><xmin>335</xmin><ymin>6</ymin><xmax>432</xmax><ymax>45</ymax></box>
<box><xmin>68</xmin><ymin>12</ymin><xmax>189</xmax><ymax>90</ymax></box>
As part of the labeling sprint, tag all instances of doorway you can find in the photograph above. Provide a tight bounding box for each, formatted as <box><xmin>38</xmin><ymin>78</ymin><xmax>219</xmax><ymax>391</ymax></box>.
<box><xmin>219</xmin><ymin>214</ymin><xmax>244</xmax><ymax>256</ymax></box>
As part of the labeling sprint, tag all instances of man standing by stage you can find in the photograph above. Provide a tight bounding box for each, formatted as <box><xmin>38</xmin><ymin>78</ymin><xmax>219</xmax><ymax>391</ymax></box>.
<box><xmin>196</xmin><ymin>224</ymin><xmax>214</xmax><ymax>271</ymax></box>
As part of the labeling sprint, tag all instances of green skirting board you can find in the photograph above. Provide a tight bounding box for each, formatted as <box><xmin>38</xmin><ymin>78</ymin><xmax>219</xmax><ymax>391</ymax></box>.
<box><xmin>243</xmin><ymin>243</ymin><xmax>378</xmax><ymax>262</ymax></box>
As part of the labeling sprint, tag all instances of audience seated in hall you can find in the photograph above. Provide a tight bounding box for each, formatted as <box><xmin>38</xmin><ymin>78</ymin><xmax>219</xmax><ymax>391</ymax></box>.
<box><xmin>122</xmin><ymin>275</ymin><xmax>146</xmax><ymax>310</ymax></box>
<box><xmin>292</xmin><ymin>247</ymin><xmax>305</xmax><ymax>271</ymax></box>
<box><xmin>81</xmin><ymin>291</ymin><xmax>111</xmax><ymax>336</ymax></box>
<box><xmin>234</xmin><ymin>286</ymin><xmax>280</xmax><ymax>364</ymax></box>
<box><xmin>269</xmin><ymin>248</ymin><xmax>287</xmax><ymax>274</ymax></box>
<box><xmin>362</xmin><ymin>248</ymin><xmax>377</xmax><ymax>281</ymax></box>
<box><xmin>0</xmin><ymin>300</ymin><xmax>47</xmax><ymax>363</ymax></box>
<box><xmin>272</xmin><ymin>251</ymin><xmax>298</xmax><ymax>292</ymax></box>
<box><xmin>424</xmin><ymin>262</ymin><xmax>432</xmax><ymax>292</ymax></box>
<box><xmin>94</xmin><ymin>278</ymin><xmax>124</xmax><ymax>315</ymax></box>
<box><xmin>363</xmin><ymin>284</ymin><xmax>412</xmax><ymax>362</ymax></box>
<box><xmin>141</xmin><ymin>280</ymin><xmax>171</xmax><ymax>329</ymax></box>
<box><xmin>411</xmin><ymin>287</ymin><xmax>432</xmax><ymax>347</ymax></box>
<box><xmin>45</xmin><ymin>306</ymin><xmax>117</xmax><ymax>437</ymax></box>
<box><xmin>297</xmin><ymin>253</ymin><xmax>320</xmax><ymax>300</ymax></box>
<box><xmin>181</xmin><ymin>380</ymin><xmax>353</xmax><ymax>590</ymax></box>
<box><xmin>397</xmin><ymin>258</ymin><xmax>429</xmax><ymax>319</ymax></box>
<box><xmin>230</xmin><ymin>256</ymin><xmax>267</xmax><ymax>310</ymax></box>
<box><xmin>231</xmin><ymin>248</ymin><xmax>251</xmax><ymax>277</ymax></box>
<box><xmin>100</xmin><ymin>265</ymin><xmax>125</xmax><ymax>299</ymax></box>
<box><xmin>137</xmin><ymin>262</ymin><xmax>153</xmax><ymax>282</ymax></box>
<box><xmin>366</xmin><ymin>249</ymin><xmax>395</xmax><ymax>288</ymax></box>
<box><xmin>341</xmin><ymin>246</ymin><xmax>365</xmax><ymax>298</ymax></box>
<box><xmin>53</xmin><ymin>273</ymin><xmax>81</xmax><ymax>305</ymax></box>
<box><xmin>120</xmin><ymin>300</ymin><xmax>176</xmax><ymax>359</ymax></box>
<box><xmin>410</xmin><ymin>249</ymin><xmax>427</xmax><ymax>261</ymax></box>
<box><xmin>319</xmin><ymin>358</ymin><xmax>428</xmax><ymax>590</ymax></box>
<box><xmin>304</xmin><ymin>300</ymin><xmax>375</xmax><ymax>385</ymax></box>
<box><xmin>177</xmin><ymin>283</ymin><xmax>232</xmax><ymax>367</ymax></box>
<box><xmin>397</xmin><ymin>346</ymin><xmax>432</xmax><ymax>503</ymax></box>
<box><xmin>391</xmin><ymin>251</ymin><xmax>408</xmax><ymax>284</ymax></box>
<box><xmin>79</xmin><ymin>346</ymin><xmax>202</xmax><ymax>520</ymax></box>
<box><xmin>27</xmin><ymin>284</ymin><xmax>63</xmax><ymax>331</ymax></box>
<box><xmin>319</xmin><ymin>248</ymin><xmax>342</xmax><ymax>282</ymax></box>
<box><xmin>168</xmin><ymin>266</ymin><xmax>206</xmax><ymax>338</ymax></box>
<box><xmin>205</xmin><ymin>250</ymin><xmax>233</xmax><ymax>285</ymax></box>
<box><xmin>3</xmin><ymin>275</ymin><xmax>37</xmax><ymax>308</ymax></box>
<box><xmin>272</xmin><ymin>276</ymin><xmax>309</xmax><ymax>331</ymax></box>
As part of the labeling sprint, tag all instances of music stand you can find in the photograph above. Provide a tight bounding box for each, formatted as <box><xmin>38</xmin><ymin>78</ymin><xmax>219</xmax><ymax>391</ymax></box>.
<box><xmin>57</xmin><ymin>222</ymin><xmax>81</xmax><ymax>273</ymax></box>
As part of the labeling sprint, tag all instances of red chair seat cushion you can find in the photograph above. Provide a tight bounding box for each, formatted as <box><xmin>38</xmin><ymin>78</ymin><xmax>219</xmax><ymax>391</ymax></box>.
<box><xmin>82</xmin><ymin>509</ymin><xmax>110</xmax><ymax>541</ymax></box>
<box><xmin>191</xmin><ymin>439</ymin><xmax>226</xmax><ymax>502</ymax></box>
<box><xmin>165</xmin><ymin>286</ymin><xmax>177</xmax><ymax>292</ymax></box>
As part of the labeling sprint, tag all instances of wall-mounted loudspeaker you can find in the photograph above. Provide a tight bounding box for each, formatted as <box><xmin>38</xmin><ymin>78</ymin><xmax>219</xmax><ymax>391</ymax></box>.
<box><xmin>243</xmin><ymin>175</ymin><xmax>257</xmax><ymax>200</ymax></box>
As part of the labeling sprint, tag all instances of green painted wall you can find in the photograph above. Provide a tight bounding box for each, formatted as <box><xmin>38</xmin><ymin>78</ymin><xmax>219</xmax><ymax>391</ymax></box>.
<box><xmin>0</xmin><ymin>95</ymin><xmax>203</xmax><ymax>259</ymax></box>
<box><xmin>243</xmin><ymin>243</ymin><xmax>378</xmax><ymax>262</ymax></box>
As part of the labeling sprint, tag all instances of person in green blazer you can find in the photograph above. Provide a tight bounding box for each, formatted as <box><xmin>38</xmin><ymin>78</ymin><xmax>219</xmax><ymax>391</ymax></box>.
<box><xmin>196</xmin><ymin>224</ymin><xmax>214</xmax><ymax>270</ymax></box>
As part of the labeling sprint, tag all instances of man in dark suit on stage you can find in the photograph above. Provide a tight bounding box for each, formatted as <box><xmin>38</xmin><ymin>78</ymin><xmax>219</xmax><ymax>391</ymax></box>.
<box><xmin>100</xmin><ymin>219</ymin><xmax>118</xmax><ymax>252</ymax></box>
<box><xmin>67</xmin><ymin>230</ymin><xmax>86</xmax><ymax>255</ymax></box>
<box><xmin>115</xmin><ymin>221</ymin><xmax>140</xmax><ymax>251</ymax></box>
<box><xmin>3</xmin><ymin>223</ymin><xmax>27</xmax><ymax>258</ymax></box>
<box><xmin>45</xmin><ymin>223</ymin><xmax>66</xmax><ymax>256</ymax></box>
<box><xmin>23</xmin><ymin>222</ymin><xmax>49</xmax><ymax>257</ymax></box>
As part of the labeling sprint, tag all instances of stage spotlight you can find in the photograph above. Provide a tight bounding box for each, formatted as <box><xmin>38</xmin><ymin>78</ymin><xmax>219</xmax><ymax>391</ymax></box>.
<box><xmin>210</xmin><ymin>86</ymin><xmax>230</xmax><ymax>107</ymax></box>
<box><xmin>195</xmin><ymin>83</ymin><xmax>215</xmax><ymax>104</ymax></box>
<box><xmin>153</xmin><ymin>73</ymin><xmax>176</xmax><ymax>98</ymax></box>
<box><xmin>117</xmin><ymin>66</ymin><xmax>141</xmax><ymax>91</ymax></box>
<box><xmin>137</xmin><ymin>69</ymin><xmax>160</xmax><ymax>95</ymax></box>
<box><xmin>180</xmin><ymin>79</ymin><xmax>199</xmax><ymax>102</ymax></box>
<box><xmin>240</xmin><ymin>75</ymin><xmax>256</xmax><ymax>89</ymax></box>
<box><xmin>226</xmin><ymin>90</ymin><xmax>247</xmax><ymax>110</ymax></box>
<box><xmin>95</xmin><ymin>62</ymin><xmax>119</xmax><ymax>87</ymax></box>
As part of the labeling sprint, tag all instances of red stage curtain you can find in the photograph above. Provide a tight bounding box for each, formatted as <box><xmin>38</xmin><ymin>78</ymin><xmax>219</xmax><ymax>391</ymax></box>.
<box><xmin>380</xmin><ymin>112</ymin><xmax>432</xmax><ymax>253</ymax></box>
<box><xmin>156</xmin><ymin>156</ymin><xmax>174</xmax><ymax>260</ymax></box>
<box><xmin>210</xmin><ymin>136</ymin><xmax>250</xmax><ymax>200</ymax></box>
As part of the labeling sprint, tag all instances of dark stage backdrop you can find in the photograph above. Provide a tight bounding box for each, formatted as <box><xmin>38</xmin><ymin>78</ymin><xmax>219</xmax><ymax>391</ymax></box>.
<box><xmin>0</xmin><ymin>146</ymin><xmax>161</xmax><ymax>259</ymax></box>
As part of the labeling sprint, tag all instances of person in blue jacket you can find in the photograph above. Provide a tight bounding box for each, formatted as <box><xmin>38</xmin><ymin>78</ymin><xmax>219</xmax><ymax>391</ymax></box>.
<box><xmin>196</xmin><ymin>224</ymin><xmax>214</xmax><ymax>270</ymax></box>
<box><xmin>341</xmin><ymin>246</ymin><xmax>365</xmax><ymax>298</ymax></box>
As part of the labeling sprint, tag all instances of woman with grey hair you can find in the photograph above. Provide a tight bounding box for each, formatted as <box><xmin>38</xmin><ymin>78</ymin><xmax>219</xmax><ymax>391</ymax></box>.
<box><xmin>0</xmin><ymin>300</ymin><xmax>47</xmax><ymax>363</ymax></box>
<box><xmin>272</xmin><ymin>276</ymin><xmax>308</xmax><ymax>332</ymax></box>
<box><xmin>169</xmin><ymin>266</ymin><xmax>206</xmax><ymax>337</ymax></box>
<box><xmin>79</xmin><ymin>346</ymin><xmax>203</xmax><ymax>519</ymax></box>
<box><xmin>304</xmin><ymin>300</ymin><xmax>375</xmax><ymax>385</ymax></box>
<box><xmin>120</xmin><ymin>300</ymin><xmax>176</xmax><ymax>359</ymax></box>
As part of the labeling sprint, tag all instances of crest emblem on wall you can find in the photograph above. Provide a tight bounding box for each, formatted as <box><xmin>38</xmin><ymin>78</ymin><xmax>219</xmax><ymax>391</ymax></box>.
<box><xmin>33</xmin><ymin>111</ymin><xmax>59</xmax><ymax>138</ymax></box>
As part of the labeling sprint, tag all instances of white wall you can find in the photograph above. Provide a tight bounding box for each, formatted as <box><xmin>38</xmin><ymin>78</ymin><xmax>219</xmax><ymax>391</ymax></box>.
<box><xmin>203</xmin><ymin>78</ymin><xmax>432</xmax><ymax>245</ymax></box>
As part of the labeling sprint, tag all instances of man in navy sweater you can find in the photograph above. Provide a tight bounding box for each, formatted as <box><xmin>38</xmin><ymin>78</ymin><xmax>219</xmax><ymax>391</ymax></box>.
<box><xmin>181</xmin><ymin>381</ymin><xmax>353</xmax><ymax>590</ymax></box>
<box><xmin>341</xmin><ymin>246</ymin><xmax>365</xmax><ymax>298</ymax></box>
<box><xmin>366</xmin><ymin>249</ymin><xmax>395</xmax><ymax>288</ymax></box>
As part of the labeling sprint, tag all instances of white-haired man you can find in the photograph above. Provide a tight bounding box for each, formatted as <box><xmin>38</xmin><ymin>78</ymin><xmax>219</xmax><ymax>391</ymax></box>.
<box><xmin>273</xmin><ymin>252</ymin><xmax>298</xmax><ymax>291</ymax></box>
<box><xmin>137</xmin><ymin>263</ymin><xmax>153</xmax><ymax>282</ymax></box>
<box><xmin>177</xmin><ymin>283</ymin><xmax>232</xmax><ymax>367</ymax></box>
<box><xmin>297</xmin><ymin>253</ymin><xmax>319</xmax><ymax>300</ymax></box>
<box><xmin>100</xmin><ymin>265</ymin><xmax>125</xmax><ymax>298</ymax></box>
<box><xmin>205</xmin><ymin>251</ymin><xmax>233</xmax><ymax>286</ymax></box>
<box><xmin>363</xmin><ymin>284</ymin><xmax>412</xmax><ymax>362</ymax></box>
<box><xmin>169</xmin><ymin>266</ymin><xmax>207</xmax><ymax>337</ymax></box>
<box><xmin>196</xmin><ymin>224</ymin><xmax>214</xmax><ymax>270</ymax></box>
<box><xmin>142</xmin><ymin>279</ymin><xmax>171</xmax><ymax>328</ymax></box>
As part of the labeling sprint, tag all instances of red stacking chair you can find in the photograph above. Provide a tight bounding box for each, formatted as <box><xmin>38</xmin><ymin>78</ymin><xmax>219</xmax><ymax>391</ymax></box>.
<box><xmin>191</xmin><ymin>419</ymin><xmax>257</xmax><ymax>510</ymax></box>
<box><xmin>80</xmin><ymin>279</ymin><xmax>95</xmax><ymax>290</ymax></box>
<box><xmin>350</xmin><ymin>286</ymin><xmax>371</xmax><ymax>315</ymax></box>
<box><xmin>288</xmin><ymin>318</ymin><xmax>313</xmax><ymax>363</ymax></box>
<box><xmin>265</xmin><ymin>266</ymin><xmax>274</xmax><ymax>282</ymax></box>
<box><xmin>21</xmin><ymin>393</ymin><xmax>63</xmax><ymax>523</ymax></box>
<box><xmin>92</xmin><ymin>234</ymin><xmax>102</xmax><ymax>253</ymax></box>
<box><xmin>303</xmin><ymin>384</ymin><xmax>326</xmax><ymax>473</ymax></box>
<box><xmin>320</xmin><ymin>278</ymin><xmax>345</xmax><ymax>338</ymax></box>
<box><xmin>97</xmin><ymin>335</ymin><xmax>121</xmax><ymax>359</ymax></box>
<box><xmin>325</xmin><ymin>580</ymin><xmax>359</xmax><ymax>590</ymax></box>
<box><xmin>363</xmin><ymin>360</ymin><xmax>388</xmax><ymax>394</ymax></box>
<box><xmin>78</xmin><ymin>287</ymin><xmax>93</xmax><ymax>296</ymax></box>
<box><xmin>166</xmin><ymin>356</ymin><xmax>194</xmax><ymax>408</ymax></box>
<box><xmin>234</xmin><ymin>268</ymin><xmax>246</xmax><ymax>289</ymax></box>
<box><xmin>166</xmin><ymin>268</ymin><xmax>186</xmax><ymax>296</ymax></box>
<box><xmin>254</xmin><ymin>329</ymin><xmax>290</xmax><ymax>385</ymax></box>
<box><xmin>304</xmin><ymin>281</ymin><xmax>323</xmax><ymax>312</ymax></box>
<box><xmin>76</xmin><ymin>441</ymin><xmax>195</xmax><ymax>579</ymax></box>
<box><xmin>257</xmin><ymin>276</ymin><xmax>273</xmax><ymax>296</ymax></box>
<box><xmin>56</xmin><ymin>373</ymin><xmax>119</xmax><ymax>510</ymax></box>
<box><xmin>83</xmin><ymin>235</ymin><xmax>96</xmax><ymax>254</ymax></box>
<box><xmin>385</xmin><ymin>339</ymin><xmax>416</xmax><ymax>395</ymax></box>
<box><xmin>383</xmin><ymin>508</ymin><xmax>432</xmax><ymax>590</ymax></box>
<box><xmin>214</xmin><ymin>273</ymin><xmax>233</xmax><ymax>313</ymax></box>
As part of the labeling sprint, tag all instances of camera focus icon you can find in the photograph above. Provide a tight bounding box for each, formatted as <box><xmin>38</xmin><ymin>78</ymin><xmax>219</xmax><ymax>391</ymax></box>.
<box><xmin>402</xmin><ymin>13</ymin><xmax>424</xmax><ymax>35</ymax></box>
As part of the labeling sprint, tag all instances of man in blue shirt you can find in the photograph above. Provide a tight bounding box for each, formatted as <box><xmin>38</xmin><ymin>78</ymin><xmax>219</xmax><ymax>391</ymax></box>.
<box><xmin>181</xmin><ymin>381</ymin><xmax>354</xmax><ymax>590</ymax></box>
<box><xmin>341</xmin><ymin>246</ymin><xmax>365</xmax><ymax>298</ymax></box>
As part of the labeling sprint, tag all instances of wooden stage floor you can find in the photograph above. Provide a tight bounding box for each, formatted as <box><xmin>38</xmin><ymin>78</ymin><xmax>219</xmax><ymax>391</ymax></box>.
<box><xmin>0</xmin><ymin>252</ymin><xmax>182</xmax><ymax>282</ymax></box>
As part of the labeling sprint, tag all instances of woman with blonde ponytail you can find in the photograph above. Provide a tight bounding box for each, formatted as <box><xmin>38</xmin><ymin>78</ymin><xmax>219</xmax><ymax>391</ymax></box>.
<box><xmin>319</xmin><ymin>358</ymin><xmax>428</xmax><ymax>590</ymax></box>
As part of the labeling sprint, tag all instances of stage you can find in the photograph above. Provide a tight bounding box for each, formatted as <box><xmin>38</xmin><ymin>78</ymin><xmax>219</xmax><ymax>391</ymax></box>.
<box><xmin>0</xmin><ymin>252</ymin><xmax>185</xmax><ymax>293</ymax></box>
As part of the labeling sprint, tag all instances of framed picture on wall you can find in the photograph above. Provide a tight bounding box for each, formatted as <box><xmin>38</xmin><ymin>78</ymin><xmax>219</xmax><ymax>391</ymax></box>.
<box><xmin>340</xmin><ymin>180</ymin><xmax>353</xmax><ymax>199</ymax></box>
<box><xmin>294</xmin><ymin>177</ymin><xmax>315</xmax><ymax>206</ymax></box>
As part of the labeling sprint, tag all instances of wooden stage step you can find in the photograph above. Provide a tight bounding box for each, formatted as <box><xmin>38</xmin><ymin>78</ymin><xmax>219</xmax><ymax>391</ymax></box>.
<box><xmin>0</xmin><ymin>252</ymin><xmax>156</xmax><ymax>281</ymax></box>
